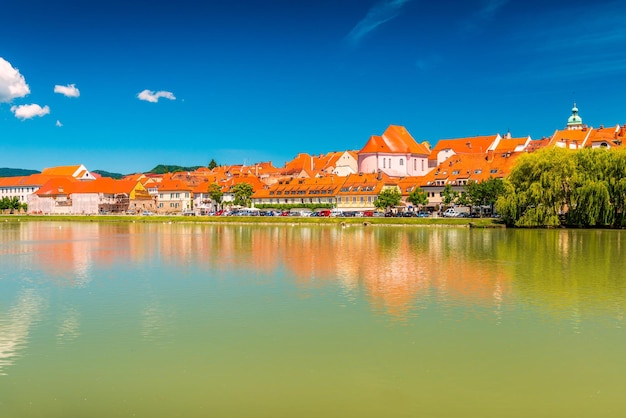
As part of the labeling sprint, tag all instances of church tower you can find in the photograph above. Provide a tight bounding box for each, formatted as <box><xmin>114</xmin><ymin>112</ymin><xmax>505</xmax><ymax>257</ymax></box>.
<box><xmin>566</xmin><ymin>103</ymin><xmax>583</xmax><ymax>130</ymax></box>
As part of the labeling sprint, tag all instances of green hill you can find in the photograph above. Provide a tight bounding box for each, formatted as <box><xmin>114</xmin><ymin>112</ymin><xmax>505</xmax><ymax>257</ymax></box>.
<box><xmin>0</xmin><ymin>168</ymin><xmax>40</xmax><ymax>177</ymax></box>
<box><xmin>147</xmin><ymin>164</ymin><xmax>202</xmax><ymax>174</ymax></box>
<box><xmin>92</xmin><ymin>170</ymin><xmax>124</xmax><ymax>179</ymax></box>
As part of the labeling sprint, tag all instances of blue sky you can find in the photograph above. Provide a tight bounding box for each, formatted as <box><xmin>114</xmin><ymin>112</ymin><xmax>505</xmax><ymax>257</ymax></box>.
<box><xmin>1</xmin><ymin>0</ymin><xmax>626</xmax><ymax>174</ymax></box>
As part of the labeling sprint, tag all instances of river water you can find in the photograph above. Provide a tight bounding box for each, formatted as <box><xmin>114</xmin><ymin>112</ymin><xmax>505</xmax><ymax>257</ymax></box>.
<box><xmin>1</xmin><ymin>222</ymin><xmax>625</xmax><ymax>417</ymax></box>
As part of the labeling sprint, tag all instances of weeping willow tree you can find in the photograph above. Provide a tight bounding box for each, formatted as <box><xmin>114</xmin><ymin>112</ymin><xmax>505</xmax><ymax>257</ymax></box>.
<box><xmin>568</xmin><ymin>148</ymin><xmax>626</xmax><ymax>227</ymax></box>
<box><xmin>497</xmin><ymin>147</ymin><xmax>626</xmax><ymax>227</ymax></box>
<box><xmin>497</xmin><ymin>147</ymin><xmax>575</xmax><ymax>227</ymax></box>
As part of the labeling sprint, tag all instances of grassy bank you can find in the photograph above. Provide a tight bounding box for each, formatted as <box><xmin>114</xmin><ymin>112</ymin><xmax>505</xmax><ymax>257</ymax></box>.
<box><xmin>0</xmin><ymin>214</ymin><xmax>504</xmax><ymax>228</ymax></box>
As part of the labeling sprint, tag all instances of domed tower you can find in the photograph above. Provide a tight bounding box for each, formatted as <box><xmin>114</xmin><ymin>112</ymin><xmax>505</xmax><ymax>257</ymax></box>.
<box><xmin>567</xmin><ymin>103</ymin><xmax>583</xmax><ymax>130</ymax></box>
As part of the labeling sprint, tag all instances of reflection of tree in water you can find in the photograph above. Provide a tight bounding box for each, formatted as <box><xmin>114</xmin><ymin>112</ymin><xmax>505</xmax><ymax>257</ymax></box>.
<box><xmin>497</xmin><ymin>229</ymin><xmax>626</xmax><ymax>328</ymax></box>
<box><xmin>0</xmin><ymin>289</ymin><xmax>45</xmax><ymax>375</ymax></box>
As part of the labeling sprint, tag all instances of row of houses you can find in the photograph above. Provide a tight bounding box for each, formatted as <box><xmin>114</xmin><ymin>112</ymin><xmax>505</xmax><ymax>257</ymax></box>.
<box><xmin>2</xmin><ymin>105</ymin><xmax>625</xmax><ymax>215</ymax></box>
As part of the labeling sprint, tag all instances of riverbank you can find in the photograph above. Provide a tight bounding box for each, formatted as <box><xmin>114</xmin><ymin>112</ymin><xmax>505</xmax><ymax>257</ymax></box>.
<box><xmin>0</xmin><ymin>214</ymin><xmax>504</xmax><ymax>228</ymax></box>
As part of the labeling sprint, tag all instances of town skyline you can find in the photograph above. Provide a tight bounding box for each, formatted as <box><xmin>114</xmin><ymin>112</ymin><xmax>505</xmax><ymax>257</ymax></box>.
<box><xmin>2</xmin><ymin>0</ymin><xmax>626</xmax><ymax>173</ymax></box>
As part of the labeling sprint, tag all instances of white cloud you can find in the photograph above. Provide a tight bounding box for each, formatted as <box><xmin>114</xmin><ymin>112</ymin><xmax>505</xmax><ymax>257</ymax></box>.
<box><xmin>56</xmin><ymin>120</ymin><xmax>63</xmax><ymax>127</ymax></box>
<box><xmin>0</xmin><ymin>57</ymin><xmax>30</xmax><ymax>103</ymax></box>
<box><xmin>54</xmin><ymin>84</ymin><xmax>80</xmax><ymax>98</ymax></box>
<box><xmin>137</xmin><ymin>89</ymin><xmax>176</xmax><ymax>103</ymax></box>
<box><xmin>10</xmin><ymin>104</ymin><xmax>50</xmax><ymax>120</ymax></box>
<box><xmin>346</xmin><ymin>0</ymin><xmax>413</xmax><ymax>46</ymax></box>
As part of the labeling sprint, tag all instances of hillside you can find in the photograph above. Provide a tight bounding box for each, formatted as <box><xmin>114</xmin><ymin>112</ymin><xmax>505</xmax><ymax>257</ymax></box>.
<box><xmin>0</xmin><ymin>168</ymin><xmax>40</xmax><ymax>177</ymax></box>
<box><xmin>148</xmin><ymin>164</ymin><xmax>203</xmax><ymax>174</ymax></box>
<box><xmin>92</xmin><ymin>170</ymin><xmax>124</xmax><ymax>179</ymax></box>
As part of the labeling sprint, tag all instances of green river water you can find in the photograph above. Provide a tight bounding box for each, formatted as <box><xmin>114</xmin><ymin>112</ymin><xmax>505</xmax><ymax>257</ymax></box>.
<box><xmin>1</xmin><ymin>222</ymin><xmax>625</xmax><ymax>417</ymax></box>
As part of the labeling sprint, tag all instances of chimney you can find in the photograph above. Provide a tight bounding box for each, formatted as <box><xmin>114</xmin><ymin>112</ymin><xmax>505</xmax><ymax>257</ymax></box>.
<box><xmin>377</xmin><ymin>169</ymin><xmax>382</xmax><ymax>181</ymax></box>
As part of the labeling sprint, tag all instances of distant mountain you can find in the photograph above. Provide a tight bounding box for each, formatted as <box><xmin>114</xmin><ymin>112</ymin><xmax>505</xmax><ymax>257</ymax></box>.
<box><xmin>147</xmin><ymin>164</ymin><xmax>203</xmax><ymax>174</ymax></box>
<box><xmin>92</xmin><ymin>170</ymin><xmax>124</xmax><ymax>179</ymax></box>
<box><xmin>0</xmin><ymin>168</ymin><xmax>40</xmax><ymax>177</ymax></box>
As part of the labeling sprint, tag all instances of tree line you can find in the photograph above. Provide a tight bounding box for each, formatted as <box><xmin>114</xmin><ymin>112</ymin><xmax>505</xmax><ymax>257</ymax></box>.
<box><xmin>1</xmin><ymin>197</ymin><xmax>27</xmax><ymax>213</ymax></box>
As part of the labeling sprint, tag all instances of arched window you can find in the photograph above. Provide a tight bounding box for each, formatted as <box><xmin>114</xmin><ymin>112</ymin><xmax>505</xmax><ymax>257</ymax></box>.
<box><xmin>399</xmin><ymin>159</ymin><xmax>404</xmax><ymax>166</ymax></box>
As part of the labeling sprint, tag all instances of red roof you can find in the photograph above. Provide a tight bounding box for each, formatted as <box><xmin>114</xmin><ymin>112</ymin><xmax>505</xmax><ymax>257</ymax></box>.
<box><xmin>359</xmin><ymin>125</ymin><xmax>430</xmax><ymax>155</ymax></box>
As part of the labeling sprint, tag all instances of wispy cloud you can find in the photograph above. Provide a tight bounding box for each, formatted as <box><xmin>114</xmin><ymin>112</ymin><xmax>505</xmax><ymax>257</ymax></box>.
<box><xmin>0</xmin><ymin>57</ymin><xmax>30</xmax><ymax>103</ymax></box>
<box><xmin>345</xmin><ymin>0</ymin><xmax>413</xmax><ymax>47</ymax></box>
<box><xmin>54</xmin><ymin>84</ymin><xmax>80</xmax><ymax>98</ymax></box>
<box><xmin>137</xmin><ymin>89</ymin><xmax>176</xmax><ymax>103</ymax></box>
<box><xmin>56</xmin><ymin>120</ymin><xmax>63</xmax><ymax>127</ymax></box>
<box><xmin>476</xmin><ymin>0</ymin><xmax>510</xmax><ymax>20</ymax></box>
<box><xmin>11</xmin><ymin>103</ymin><xmax>50</xmax><ymax>120</ymax></box>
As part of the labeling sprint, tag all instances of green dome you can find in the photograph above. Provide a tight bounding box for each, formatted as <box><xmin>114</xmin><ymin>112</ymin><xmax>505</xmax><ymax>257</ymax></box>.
<box><xmin>567</xmin><ymin>103</ymin><xmax>582</xmax><ymax>127</ymax></box>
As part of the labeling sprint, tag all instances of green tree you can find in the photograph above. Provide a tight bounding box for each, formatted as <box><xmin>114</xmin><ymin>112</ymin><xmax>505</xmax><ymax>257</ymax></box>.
<box><xmin>407</xmin><ymin>186</ymin><xmax>428</xmax><ymax>209</ymax></box>
<box><xmin>8</xmin><ymin>197</ymin><xmax>21</xmax><ymax>214</ymax></box>
<box><xmin>441</xmin><ymin>184</ymin><xmax>458</xmax><ymax>207</ymax></box>
<box><xmin>455</xmin><ymin>191</ymin><xmax>470</xmax><ymax>207</ymax></box>
<box><xmin>231</xmin><ymin>183</ymin><xmax>254</xmax><ymax>207</ymax></box>
<box><xmin>208</xmin><ymin>159</ymin><xmax>218</xmax><ymax>170</ymax></box>
<box><xmin>208</xmin><ymin>182</ymin><xmax>223</xmax><ymax>209</ymax></box>
<box><xmin>374</xmin><ymin>187</ymin><xmax>402</xmax><ymax>212</ymax></box>
<box><xmin>496</xmin><ymin>147</ymin><xmax>576</xmax><ymax>227</ymax></box>
<box><xmin>465</xmin><ymin>178</ymin><xmax>506</xmax><ymax>217</ymax></box>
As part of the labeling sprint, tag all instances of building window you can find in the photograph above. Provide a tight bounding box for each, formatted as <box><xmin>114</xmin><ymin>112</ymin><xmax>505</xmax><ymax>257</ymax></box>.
<box><xmin>383</xmin><ymin>159</ymin><xmax>386</xmax><ymax>168</ymax></box>
<box><xmin>399</xmin><ymin>159</ymin><xmax>404</xmax><ymax>166</ymax></box>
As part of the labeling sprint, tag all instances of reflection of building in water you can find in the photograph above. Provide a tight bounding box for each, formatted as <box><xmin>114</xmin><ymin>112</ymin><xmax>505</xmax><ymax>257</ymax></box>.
<box><xmin>3</xmin><ymin>223</ymin><xmax>100</xmax><ymax>287</ymax></box>
<box><xmin>0</xmin><ymin>289</ymin><xmax>45</xmax><ymax>375</ymax></box>
<box><xmin>199</xmin><ymin>226</ymin><xmax>514</xmax><ymax>319</ymax></box>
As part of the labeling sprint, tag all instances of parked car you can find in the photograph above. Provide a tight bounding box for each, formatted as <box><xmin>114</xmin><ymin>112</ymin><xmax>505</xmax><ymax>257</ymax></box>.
<box><xmin>442</xmin><ymin>208</ymin><xmax>458</xmax><ymax>217</ymax></box>
<box><xmin>142</xmin><ymin>211</ymin><xmax>154</xmax><ymax>216</ymax></box>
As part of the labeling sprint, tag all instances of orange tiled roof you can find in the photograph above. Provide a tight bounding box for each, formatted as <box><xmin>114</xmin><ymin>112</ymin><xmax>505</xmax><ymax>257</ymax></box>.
<box><xmin>359</xmin><ymin>125</ymin><xmax>430</xmax><ymax>155</ymax></box>
<box><xmin>430</xmin><ymin>134</ymin><xmax>499</xmax><ymax>158</ymax></box>
<box><xmin>35</xmin><ymin>177</ymin><xmax>80</xmax><ymax>196</ymax></box>
<box><xmin>0</xmin><ymin>173</ymin><xmax>55</xmax><ymax>187</ymax></box>
<box><xmin>585</xmin><ymin>125</ymin><xmax>625</xmax><ymax>147</ymax></box>
<box><xmin>336</xmin><ymin>172</ymin><xmax>397</xmax><ymax>196</ymax></box>
<box><xmin>253</xmin><ymin>175</ymin><xmax>342</xmax><ymax>199</ymax></box>
<box><xmin>494</xmin><ymin>136</ymin><xmax>530</xmax><ymax>153</ymax></box>
<box><xmin>40</xmin><ymin>165</ymin><xmax>82</xmax><ymax>177</ymax></box>
<box><xmin>156</xmin><ymin>179</ymin><xmax>192</xmax><ymax>192</ymax></box>
<box><xmin>548</xmin><ymin>128</ymin><xmax>589</xmax><ymax>148</ymax></box>
<box><xmin>420</xmin><ymin>152</ymin><xmax>521</xmax><ymax>186</ymax></box>
<box><xmin>525</xmin><ymin>138</ymin><xmax>551</xmax><ymax>153</ymax></box>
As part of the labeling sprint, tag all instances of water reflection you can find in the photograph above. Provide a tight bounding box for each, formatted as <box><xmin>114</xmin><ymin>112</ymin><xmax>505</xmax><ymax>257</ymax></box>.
<box><xmin>1</xmin><ymin>223</ymin><xmax>625</xmax><ymax>327</ymax></box>
<box><xmin>0</xmin><ymin>288</ymin><xmax>45</xmax><ymax>375</ymax></box>
<box><xmin>56</xmin><ymin>307</ymin><xmax>81</xmax><ymax>346</ymax></box>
